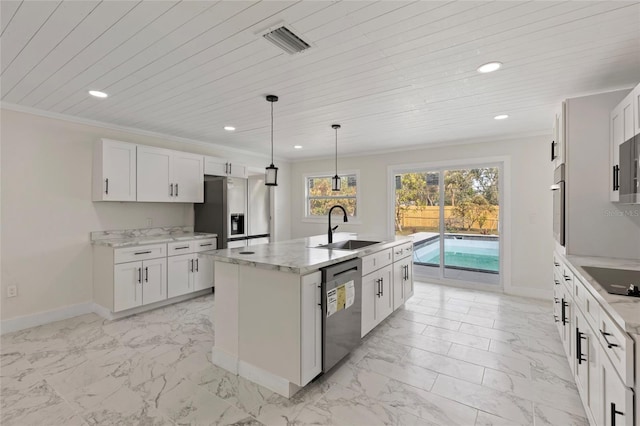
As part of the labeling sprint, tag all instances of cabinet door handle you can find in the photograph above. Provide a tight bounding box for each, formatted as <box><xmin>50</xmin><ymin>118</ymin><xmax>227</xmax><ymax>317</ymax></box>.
<box><xmin>229</xmin><ymin>163</ymin><xmax>232</xmax><ymax>175</ymax></box>
<box><xmin>190</xmin><ymin>259</ymin><xmax>194</xmax><ymax>273</ymax></box>
<box><xmin>225</xmin><ymin>162</ymin><xmax>229</xmax><ymax>174</ymax></box>
<box><xmin>561</xmin><ymin>299</ymin><xmax>568</xmax><ymax>325</ymax></box>
<box><xmin>599</xmin><ymin>330</ymin><xmax>619</xmax><ymax>348</ymax></box>
<box><xmin>105</xmin><ymin>178</ymin><xmax>109</xmax><ymax>194</ymax></box>
<box><xmin>380</xmin><ymin>277</ymin><xmax>384</xmax><ymax>296</ymax></box>
<box><xmin>144</xmin><ymin>267</ymin><xmax>148</xmax><ymax>283</ymax></box>
<box><xmin>576</xmin><ymin>329</ymin><xmax>586</xmax><ymax>364</ymax></box>
<box><xmin>376</xmin><ymin>279</ymin><xmax>381</xmax><ymax>297</ymax></box>
<box><xmin>551</xmin><ymin>140</ymin><xmax>555</xmax><ymax>161</ymax></box>
<box><xmin>175</xmin><ymin>183</ymin><xmax>179</xmax><ymax>197</ymax></box>
<box><xmin>195</xmin><ymin>258</ymin><xmax>199</xmax><ymax>272</ymax></box>
<box><xmin>611</xmin><ymin>403</ymin><xmax>624</xmax><ymax>426</ymax></box>
<box><xmin>138</xmin><ymin>267</ymin><xmax>142</xmax><ymax>284</ymax></box>
<box><xmin>170</xmin><ymin>183</ymin><xmax>174</xmax><ymax>196</ymax></box>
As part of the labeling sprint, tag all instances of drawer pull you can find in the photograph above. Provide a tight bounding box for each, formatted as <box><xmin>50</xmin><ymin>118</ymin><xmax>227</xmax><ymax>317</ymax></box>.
<box><xmin>553</xmin><ymin>314</ymin><xmax>559</xmax><ymax>323</ymax></box>
<box><xmin>554</xmin><ymin>297</ymin><xmax>559</xmax><ymax>303</ymax></box>
<box><xmin>554</xmin><ymin>279</ymin><xmax>560</xmax><ymax>285</ymax></box>
<box><xmin>600</xmin><ymin>330</ymin><xmax>619</xmax><ymax>348</ymax></box>
<box><xmin>611</xmin><ymin>402</ymin><xmax>624</xmax><ymax>426</ymax></box>
<box><xmin>563</xmin><ymin>275</ymin><xmax>571</xmax><ymax>281</ymax></box>
<box><xmin>200</xmin><ymin>243</ymin><xmax>213</xmax><ymax>247</ymax></box>
<box><xmin>174</xmin><ymin>246</ymin><xmax>190</xmax><ymax>250</ymax></box>
<box><xmin>554</xmin><ymin>262</ymin><xmax>560</xmax><ymax>267</ymax></box>
<box><xmin>134</xmin><ymin>250</ymin><xmax>152</xmax><ymax>255</ymax></box>
<box><xmin>576</xmin><ymin>329</ymin><xmax>586</xmax><ymax>364</ymax></box>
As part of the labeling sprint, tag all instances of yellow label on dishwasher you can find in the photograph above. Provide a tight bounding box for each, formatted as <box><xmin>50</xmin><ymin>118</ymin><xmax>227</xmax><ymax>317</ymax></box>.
<box><xmin>327</xmin><ymin>280</ymin><xmax>355</xmax><ymax>317</ymax></box>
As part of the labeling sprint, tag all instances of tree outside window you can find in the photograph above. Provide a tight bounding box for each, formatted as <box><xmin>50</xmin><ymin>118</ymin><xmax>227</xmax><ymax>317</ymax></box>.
<box><xmin>306</xmin><ymin>174</ymin><xmax>358</xmax><ymax>217</ymax></box>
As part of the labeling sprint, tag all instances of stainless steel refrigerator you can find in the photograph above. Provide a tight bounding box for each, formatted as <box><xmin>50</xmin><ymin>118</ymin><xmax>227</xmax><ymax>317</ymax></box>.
<box><xmin>194</xmin><ymin>175</ymin><xmax>270</xmax><ymax>249</ymax></box>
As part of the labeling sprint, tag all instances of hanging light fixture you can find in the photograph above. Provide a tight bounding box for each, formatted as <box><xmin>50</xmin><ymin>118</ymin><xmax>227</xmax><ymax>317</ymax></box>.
<box><xmin>331</xmin><ymin>124</ymin><xmax>341</xmax><ymax>191</ymax></box>
<box><xmin>265</xmin><ymin>95</ymin><xmax>279</xmax><ymax>186</ymax></box>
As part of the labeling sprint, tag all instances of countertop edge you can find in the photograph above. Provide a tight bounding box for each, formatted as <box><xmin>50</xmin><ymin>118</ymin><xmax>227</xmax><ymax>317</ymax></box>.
<box><xmin>91</xmin><ymin>233</ymin><xmax>218</xmax><ymax>248</ymax></box>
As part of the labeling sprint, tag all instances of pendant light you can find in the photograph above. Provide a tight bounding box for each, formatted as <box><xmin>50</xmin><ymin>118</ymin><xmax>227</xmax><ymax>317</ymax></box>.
<box><xmin>265</xmin><ymin>95</ymin><xmax>279</xmax><ymax>186</ymax></box>
<box><xmin>331</xmin><ymin>124</ymin><xmax>341</xmax><ymax>191</ymax></box>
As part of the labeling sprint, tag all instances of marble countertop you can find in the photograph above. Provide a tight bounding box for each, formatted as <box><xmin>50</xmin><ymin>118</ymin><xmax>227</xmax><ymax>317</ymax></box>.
<box><xmin>205</xmin><ymin>232</ymin><xmax>413</xmax><ymax>274</ymax></box>
<box><xmin>564</xmin><ymin>255</ymin><xmax>640</xmax><ymax>334</ymax></box>
<box><xmin>92</xmin><ymin>232</ymin><xmax>217</xmax><ymax>248</ymax></box>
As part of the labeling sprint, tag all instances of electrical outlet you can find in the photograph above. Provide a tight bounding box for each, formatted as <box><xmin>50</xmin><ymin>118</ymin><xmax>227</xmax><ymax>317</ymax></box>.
<box><xmin>146</xmin><ymin>217</ymin><xmax>153</xmax><ymax>227</ymax></box>
<box><xmin>7</xmin><ymin>285</ymin><xmax>17</xmax><ymax>298</ymax></box>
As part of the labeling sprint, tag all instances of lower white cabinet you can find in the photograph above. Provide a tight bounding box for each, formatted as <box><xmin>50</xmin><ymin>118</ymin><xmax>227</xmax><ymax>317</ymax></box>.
<box><xmin>362</xmin><ymin>264</ymin><xmax>393</xmax><ymax>338</ymax></box>
<box><xmin>393</xmin><ymin>256</ymin><xmax>413</xmax><ymax>310</ymax></box>
<box><xmin>300</xmin><ymin>271</ymin><xmax>322</xmax><ymax>385</ymax></box>
<box><xmin>168</xmin><ymin>251</ymin><xmax>214</xmax><ymax>298</ymax></box>
<box><xmin>113</xmin><ymin>257</ymin><xmax>167</xmax><ymax>312</ymax></box>
<box><xmin>553</xmin><ymin>253</ymin><xmax>636</xmax><ymax>426</ymax></box>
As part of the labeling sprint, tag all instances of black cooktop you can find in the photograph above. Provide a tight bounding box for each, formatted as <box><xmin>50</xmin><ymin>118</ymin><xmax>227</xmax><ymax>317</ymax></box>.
<box><xmin>581</xmin><ymin>266</ymin><xmax>640</xmax><ymax>298</ymax></box>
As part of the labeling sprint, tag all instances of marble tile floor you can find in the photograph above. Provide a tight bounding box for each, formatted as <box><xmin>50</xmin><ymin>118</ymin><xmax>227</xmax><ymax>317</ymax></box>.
<box><xmin>0</xmin><ymin>282</ymin><xmax>589</xmax><ymax>426</ymax></box>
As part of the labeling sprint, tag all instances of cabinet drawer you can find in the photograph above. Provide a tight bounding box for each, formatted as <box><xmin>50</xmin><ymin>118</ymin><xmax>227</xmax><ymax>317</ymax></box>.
<box><xmin>362</xmin><ymin>248</ymin><xmax>392</xmax><ymax>276</ymax></box>
<box><xmin>193</xmin><ymin>238</ymin><xmax>217</xmax><ymax>252</ymax></box>
<box><xmin>114</xmin><ymin>244</ymin><xmax>166</xmax><ymax>264</ymax></box>
<box><xmin>553</xmin><ymin>254</ymin><xmax>563</xmax><ymax>276</ymax></box>
<box><xmin>561</xmin><ymin>265</ymin><xmax>574</xmax><ymax>293</ymax></box>
<box><xmin>167</xmin><ymin>241</ymin><xmax>195</xmax><ymax>255</ymax></box>
<box><xmin>392</xmin><ymin>242</ymin><xmax>413</xmax><ymax>262</ymax></box>
<box><xmin>574</xmin><ymin>279</ymin><xmax>600</xmax><ymax>333</ymax></box>
<box><xmin>598</xmin><ymin>309</ymin><xmax>634</xmax><ymax>387</ymax></box>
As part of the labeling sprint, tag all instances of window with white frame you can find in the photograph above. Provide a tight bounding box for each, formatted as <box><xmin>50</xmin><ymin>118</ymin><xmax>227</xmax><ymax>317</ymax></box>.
<box><xmin>305</xmin><ymin>172</ymin><xmax>359</xmax><ymax>218</ymax></box>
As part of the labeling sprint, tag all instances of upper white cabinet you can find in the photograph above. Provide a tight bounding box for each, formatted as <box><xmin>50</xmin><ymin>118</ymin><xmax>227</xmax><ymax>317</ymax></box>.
<box><xmin>609</xmin><ymin>88</ymin><xmax>637</xmax><ymax>202</ymax></box>
<box><xmin>92</xmin><ymin>139</ymin><xmax>136</xmax><ymax>201</ymax></box>
<box><xmin>551</xmin><ymin>102</ymin><xmax>566</xmax><ymax>168</ymax></box>
<box><xmin>204</xmin><ymin>155</ymin><xmax>247</xmax><ymax>178</ymax></box>
<box><xmin>137</xmin><ymin>146</ymin><xmax>203</xmax><ymax>203</ymax></box>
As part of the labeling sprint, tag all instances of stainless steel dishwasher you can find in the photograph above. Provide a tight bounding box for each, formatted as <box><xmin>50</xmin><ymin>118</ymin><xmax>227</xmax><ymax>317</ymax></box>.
<box><xmin>321</xmin><ymin>257</ymin><xmax>362</xmax><ymax>372</ymax></box>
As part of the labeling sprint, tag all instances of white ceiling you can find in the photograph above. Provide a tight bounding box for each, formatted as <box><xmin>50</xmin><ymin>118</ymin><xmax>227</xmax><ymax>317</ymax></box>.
<box><xmin>1</xmin><ymin>1</ymin><xmax>639</xmax><ymax>160</ymax></box>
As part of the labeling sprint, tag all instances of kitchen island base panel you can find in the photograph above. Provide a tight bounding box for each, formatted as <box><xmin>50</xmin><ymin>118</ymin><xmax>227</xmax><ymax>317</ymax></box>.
<box><xmin>212</xmin><ymin>347</ymin><xmax>304</xmax><ymax>398</ymax></box>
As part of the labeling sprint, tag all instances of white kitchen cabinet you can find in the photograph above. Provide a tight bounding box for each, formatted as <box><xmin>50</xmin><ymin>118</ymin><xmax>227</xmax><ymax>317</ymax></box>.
<box><xmin>610</xmin><ymin>89</ymin><xmax>636</xmax><ymax>202</ymax></box>
<box><xmin>137</xmin><ymin>146</ymin><xmax>203</xmax><ymax>203</ymax></box>
<box><xmin>114</xmin><ymin>261</ymin><xmax>143</xmax><ymax>312</ymax></box>
<box><xmin>194</xmin><ymin>252</ymin><xmax>214</xmax><ymax>291</ymax></box>
<box><xmin>574</xmin><ymin>307</ymin><xmax>601</xmax><ymax>425</ymax></box>
<box><xmin>172</xmin><ymin>151</ymin><xmax>204</xmax><ymax>203</ymax></box>
<box><xmin>204</xmin><ymin>155</ymin><xmax>248</xmax><ymax>178</ymax></box>
<box><xmin>92</xmin><ymin>139</ymin><xmax>137</xmax><ymax>201</ymax></box>
<box><xmin>361</xmin><ymin>264</ymin><xmax>393</xmax><ymax>338</ymax></box>
<box><xmin>601</xmin><ymin>348</ymin><xmax>634</xmax><ymax>426</ymax></box>
<box><xmin>634</xmin><ymin>83</ymin><xmax>640</xmax><ymax>136</ymax></box>
<box><xmin>137</xmin><ymin>145</ymin><xmax>173</xmax><ymax>202</ymax></box>
<box><xmin>113</xmin><ymin>257</ymin><xmax>167</xmax><ymax>312</ymax></box>
<box><xmin>393</xmin><ymin>256</ymin><xmax>413</xmax><ymax>310</ymax></box>
<box><xmin>552</xmin><ymin>102</ymin><xmax>566</xmax><ymax>168</ymax></box>
<box><xmin>300</xmin><ymin>271</ymin><xmax>322</xmax><ymax>385</ymax></box>
<box><xmin>168</xmin><ymin>253</ymin><xmax>194</xmax><ymax>298</ymax></box>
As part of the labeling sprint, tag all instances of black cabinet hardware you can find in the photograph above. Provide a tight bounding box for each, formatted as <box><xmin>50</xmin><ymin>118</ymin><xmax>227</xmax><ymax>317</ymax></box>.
<box><xmin>551</xmin><ymin>140</ymin><xmax>556</xmax><ymax>161</ymax></box>
<box><xmin>144</xmin><ymin>267</ymin><xmax>148</xmax><ymax>283</ymax></box>
<box><xmin>600</xmin><ymin>330</ymin><xmax>619</xmax><ymax>348</ymax></box>
<box><xmin>554</xmin><ymin>297</ymin><xmax>559</xmax><ymax>303</ymax></box>
<box><xmin>134</xmin><ymin>251</ymin><xmax>152</xmax><ymax>255</ymax></box>
<box><xmin>137</xmin><ymin>268</ymin><xmax>142</xmax><ymax>283</ymax></box>
<box><xmin>105</xmin><ymin>178</ymin><xmax>109</xmax><ymax>194</ymax></box>
<box><xmin>190</xmin><ymin>259</ymin><xmax>194</xmax><ymax>273</ymax></box>
<box><xmin>175</xmin><ymin>183</ymin><xmax>179</xmax><ymax>197</ymax></box>
<box><xmin>563</xmin><ymin>274</ymin><xmax>571</xmax><ymax>281</ymax></box>
<box><xmin>200</xmin><ymin>243</ymin><xmax>213</xmax><ymax>247</ymax></box>
<box><xmin>170</xmin><ymin>183</ymin><xmax>174</xmax><ymax>196</ymax></box>
<box><xmin>380</xmin><ymin>277</ymin><xmax>384</xmax><ymax>296</ymax></box>
<box><xmin>195</xmin><ymin>258</ymin><xmax>199</xmax><ymax>272</ymax></box>
<box><xmin>561</xmin><ymin>299</ymin><xmax>568</xmax><ymax>325</ymax></box>
<box><xmin>554</xmin><ymin>279</ymin><xmax>560</xmax><ymax>286</ymax></box>
<box><xmin>553</xmin><ymin>314</ymin><xmax>559</xmax><ymax>323</ymax></box>
<box><xmin>554</xmin><ymin>262</ymin><xmax>560</xmax><ymax>267</ymax></box>
<box><xmin>175</xmin><ymin>246</ymin><xmax>189</xmax><ymax>250</ymax></box>
<box><xmin>613</xmin><ymin>165</ymin><xmax>620</xmax><ymax>191</ymax></box>
<box><xmin>611</xmin><ymin>402</ymin><xmax>624</xmax><ymax>426</ymax></box>
<box><xmin>576</xmin><ymin>329</ymin><xmax>586</xmax><ymax>364</ymax></box>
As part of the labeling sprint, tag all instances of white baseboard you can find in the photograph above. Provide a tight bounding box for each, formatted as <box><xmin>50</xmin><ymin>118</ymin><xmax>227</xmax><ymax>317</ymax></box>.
<box><xmin>238</xmin><ymin>360</ymin><xmax>300</xmax><ymax>398</ymax></box>
<box><xmin>0</xmin><ymin>301</ymin><xmax>94</xmax><ymax>335</ymax></box>
<box><xmin>504</xmin><ymin>286</ymin><xmax>552</xmax><ymax>300</ymax></box>
<box><xmin>212</xmin><ymin>347</ymin><xmax>238</xmax><ymax>374</ymax></box>
<box><xmin>1</xmin><ymin>289</ymin><xmax>214</xmax><ymax>335</ymax></box>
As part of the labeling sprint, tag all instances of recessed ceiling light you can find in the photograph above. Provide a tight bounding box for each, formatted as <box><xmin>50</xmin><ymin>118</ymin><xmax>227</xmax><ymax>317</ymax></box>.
<box><xmin>88</xmin><ymin>90</ymin><xmax>108</xmax><ymax>98</ymax></box>
<box><xmin>477</xmin><ymin>62</ymin><xmax>502</xmax><ymax>73</ymax></box>
<box><xmin>224</xmin><ymin>126</ymin><xmax>236</xmax><ymax>131</ymax></box>
<box><xmin>494</xmin><ymin>114</ymin><xmax>509</xmax><ymax>120</ymax></box>
<box><xmin>294</xmin><ymin>145</ymin><xmax>303</xmax><ymax>149</ymax></box>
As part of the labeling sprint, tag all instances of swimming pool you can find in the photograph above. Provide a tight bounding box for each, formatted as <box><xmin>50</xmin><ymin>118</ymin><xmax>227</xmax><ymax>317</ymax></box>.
<box><xmin>413</xmin><ymin>236</ymin><xmax>499</xmax><ymax>273</ymax></box>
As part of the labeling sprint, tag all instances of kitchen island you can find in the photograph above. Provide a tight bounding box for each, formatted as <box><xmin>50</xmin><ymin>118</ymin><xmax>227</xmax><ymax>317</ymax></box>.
<box><xmin>205</xmin><ymin>233</ymin><xmax>414</xmax><ymax>397</ymax></box>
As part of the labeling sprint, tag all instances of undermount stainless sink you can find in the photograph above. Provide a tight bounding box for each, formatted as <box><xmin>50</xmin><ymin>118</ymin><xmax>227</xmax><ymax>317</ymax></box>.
<box><xmin>317</xmin><ymin>240</ymin><xmax>380</xmax><ymax>250</ymax></box>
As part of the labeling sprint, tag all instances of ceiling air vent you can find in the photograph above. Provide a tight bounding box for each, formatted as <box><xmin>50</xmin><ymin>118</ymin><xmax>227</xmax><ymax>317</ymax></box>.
<box><xmin>263</xmin><ymin>26</ymin><xmax>310</xmax><ymax>54</ymax></box>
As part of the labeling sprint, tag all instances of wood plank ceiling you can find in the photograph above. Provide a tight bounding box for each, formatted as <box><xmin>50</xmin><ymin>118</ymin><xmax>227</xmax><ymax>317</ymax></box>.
<box><xmin>1</xmin><ymin>1</ymin><xmax>639</xmax><ymax>159</ymax></box>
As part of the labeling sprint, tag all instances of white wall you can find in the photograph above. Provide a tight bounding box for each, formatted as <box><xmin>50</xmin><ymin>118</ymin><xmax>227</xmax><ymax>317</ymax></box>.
<box><xmin>0</xmin><ymin>108</ymin><xmax>290</xmax><ymax>321</ymax></box>
<box><xmin>290</xmin><ymin>136</ymin><xmax>554</xmax><ymax>298</ymax></box>
<box><xmin>565</xmin><ymin>91</ymin><xmax>640</xmax><ymax>260</ymax></box>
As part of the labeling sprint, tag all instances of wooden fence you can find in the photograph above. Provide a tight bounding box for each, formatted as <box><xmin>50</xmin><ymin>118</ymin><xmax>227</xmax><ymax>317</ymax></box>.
<box><xmin>398</xmin><ymin>206</ymin><xmax>499</xmax><ymax>232</ymax></box>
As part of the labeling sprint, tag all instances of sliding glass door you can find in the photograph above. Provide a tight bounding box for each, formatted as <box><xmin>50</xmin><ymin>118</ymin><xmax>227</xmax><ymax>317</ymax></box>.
<box><xmin>394</xmin><ymin>166</ymin><xmax>500</xmax><ymax>286</ymax></box>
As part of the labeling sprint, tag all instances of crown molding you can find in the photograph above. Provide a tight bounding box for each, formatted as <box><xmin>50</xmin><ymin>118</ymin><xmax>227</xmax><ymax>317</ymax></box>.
<box><xmin>0</xmin><ymin>102</ymin><xmax>289</xmax><ymax>163</ymax></box>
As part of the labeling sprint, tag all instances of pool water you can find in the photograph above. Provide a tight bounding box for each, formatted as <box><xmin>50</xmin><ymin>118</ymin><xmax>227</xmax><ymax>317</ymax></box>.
<box><xmin>413</xmin><ymin>237</ymin><xmax>499</xmax><ymax>273</ymax></box>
